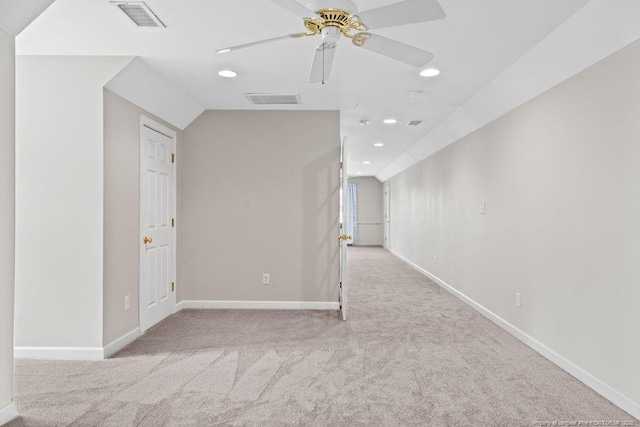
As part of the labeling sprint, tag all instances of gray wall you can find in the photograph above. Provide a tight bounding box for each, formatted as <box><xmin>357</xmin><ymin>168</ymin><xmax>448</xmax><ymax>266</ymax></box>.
<box><xmin>389</xmin><ymin>39</ymin><xmax>640</xmax><ymax>404</ymax></box>
<box><xmin>348</xmin><ymin>177</ymin><xmax>383</xmax><ymax>245</ymax></box>
<box><xmin>103</xmin><ymin>89</ymin><xmax>181</xmax><ymax>345</ymax></box>
<box><xmin>178</xmin><ymin>110</ymin><xmax>340</xmax><ymax>303</ymax></box>
<box><xmin>0</xmin><ymin>27</ymin><xmax>15</xmax><ymax>412</ymax></box>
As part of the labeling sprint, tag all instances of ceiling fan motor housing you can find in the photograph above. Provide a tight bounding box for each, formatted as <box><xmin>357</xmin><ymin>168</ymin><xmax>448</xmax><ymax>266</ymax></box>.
<box><xmin>304</xmin><ymin>7</ymin><xmax>367</xmax><ymax>40</ymax></box>
<box><xmin>305</xmin><ymin>0</ymin><xmax>358</xmax><ymax>13</ymax></box>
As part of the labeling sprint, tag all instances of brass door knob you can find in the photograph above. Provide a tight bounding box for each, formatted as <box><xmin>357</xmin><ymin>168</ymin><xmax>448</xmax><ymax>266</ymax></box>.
<box><xmin>143</xmin><ymin>236</ymin><xmax>153</xmax><ymax>244</ymax></box>
<box><xmin>338</xmin><ymin>234</ymin><xmax>352</xmax><ymax>240</ymax></box>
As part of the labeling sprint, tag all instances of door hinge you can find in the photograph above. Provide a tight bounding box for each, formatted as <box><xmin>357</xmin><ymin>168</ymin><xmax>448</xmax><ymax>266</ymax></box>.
<box><xmin>171</xmin><ymin>153</ymin><xmax>175</xmax><ymax>163</ymax></box>
<box><xmin>171</xmin><ymin>282</ymin><xmax>175</xmax><ymax>292</ymax></box>
<box><xmin>171</xmin><ymin>218</ymin><xmax>175</xmax><ymax>227</ymax></box>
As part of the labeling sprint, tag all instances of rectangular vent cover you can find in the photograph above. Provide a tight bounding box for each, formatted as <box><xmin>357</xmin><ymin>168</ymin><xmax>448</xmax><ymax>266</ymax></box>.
<box><xmin>407</xmin><ymin>120</ymin><xmax>423</xmax><ymax>126</ymax></box>
<box><xmin>112</xmin><ymin>2</ymin><xmax>165</xmax><ymax>28</ymax></box>
<box><xmin>245</xmin><ymin>93</ymin><xmax>301</xmax><ymax>105</ymax></box>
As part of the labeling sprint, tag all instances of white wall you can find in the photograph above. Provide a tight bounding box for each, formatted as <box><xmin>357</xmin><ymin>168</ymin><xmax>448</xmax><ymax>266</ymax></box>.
<box><xmin>103</xmin><ymin>89</ymin><xmax>181</xmax><ymax>346</ymax></box>
<box><xmin>15</xmin><ymin>56</ymin><xmax>130</xmax><ymax>349</ymax></box>
<box><xmin>0</xmin><ymin>27</ymin><xmax>15</xmax><ymax>418</ymax></box>
<box><xmin>178</xmin><ymin>110</ymin><xmax>340</xmax><ymax>304</ymax></box>
<box><xmin>348</xmin><ymin>177</ymin><xmax>383</xmax><ymax>245</ymax></box>
<box><xmin>389</xmin><ymin>39</ymin><xmax>640</xmax><ymax>411</ymax></box>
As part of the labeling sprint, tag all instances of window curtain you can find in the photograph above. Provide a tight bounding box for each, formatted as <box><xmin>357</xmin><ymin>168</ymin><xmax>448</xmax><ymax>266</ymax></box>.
<box><xmin>346</xmin><ymin>183</ymin><xmax>358</xmax><ymax>245</ymax></box>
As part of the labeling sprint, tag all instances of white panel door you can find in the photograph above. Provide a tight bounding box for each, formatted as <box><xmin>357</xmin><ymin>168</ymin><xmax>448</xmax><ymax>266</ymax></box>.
<box><xmin>339</xmin><ymin>138</ymin><xmax>349</xmax><ymax>320</ymax></box>
<box><xmin>140</xmin><ymin>117</ymin><xmax>175</xmax><ymax>333</ymax></box>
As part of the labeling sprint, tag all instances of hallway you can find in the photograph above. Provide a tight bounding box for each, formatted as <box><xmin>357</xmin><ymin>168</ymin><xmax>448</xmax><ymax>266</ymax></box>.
<box><xmin>9</xmin><ymin>247</ymin><xmax>634</xmax><ymax>426</ymax></box>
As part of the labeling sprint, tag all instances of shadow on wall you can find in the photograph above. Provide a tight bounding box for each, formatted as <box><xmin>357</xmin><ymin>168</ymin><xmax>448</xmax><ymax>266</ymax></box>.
<box><xmin>302</xmin><ymin>146</ymin><xmax>341</xmax><ymax>302</ymax></box>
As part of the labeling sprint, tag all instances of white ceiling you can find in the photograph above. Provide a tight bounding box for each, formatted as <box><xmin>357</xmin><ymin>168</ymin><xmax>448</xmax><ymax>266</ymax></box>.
<box><xmin>16</xmin><ymin>0</ymin><xmax>592</xmax><ymax>177</ymax></box>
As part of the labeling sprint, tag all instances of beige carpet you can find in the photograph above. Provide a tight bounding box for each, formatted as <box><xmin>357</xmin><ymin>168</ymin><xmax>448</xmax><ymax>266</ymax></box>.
<box><xmin>8</xmin><ymin>247</ymin><xmax>637</xmax><ymax>426</ymax></box>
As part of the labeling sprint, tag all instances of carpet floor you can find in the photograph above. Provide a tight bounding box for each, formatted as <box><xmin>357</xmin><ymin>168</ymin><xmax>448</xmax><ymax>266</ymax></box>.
<box><xmin>8</xmin><ymin>247</ymin><xmax>637</xmax><ymax>426</ymax></box>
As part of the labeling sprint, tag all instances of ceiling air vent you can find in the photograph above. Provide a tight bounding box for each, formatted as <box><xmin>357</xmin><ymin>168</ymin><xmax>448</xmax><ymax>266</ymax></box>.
<box><xmin>111</xmin><ymin>2</ymin><xmax>165</xmax><ymax>28</ymax></box>
<box><xmin>407</xmin><ymin>120</ymin><xmax>423</xmax><ymax>127</ymax></box>
<box><xmin>245</xmin><ymin>93</ymin><xmax>301</xmax><ymax>105</ymax></box>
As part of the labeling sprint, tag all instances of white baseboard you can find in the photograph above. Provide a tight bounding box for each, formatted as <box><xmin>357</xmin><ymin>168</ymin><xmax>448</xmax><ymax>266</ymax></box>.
<box><xmin>391</xmin><ymin>250</ymin><xmax>640</xmax><ymax>421</ymax></box>
<box><xmin>176</xmin><ymin>300</ymin><xmax>340</xmax><ymax>311</ymax></box>
<box><xmin>0</xmin><ymin>402</ymin><xmax>17</xmax><ymax>426</ymax></box>
<box><xmin>14</xmin><ymin>346</ymin><xmax>104</xmax><ymax>361</ymax></box>
<box><xmin>14</xmin><ymin>328</ymin><xmax>142</xmax><ymax>361</ymax></box>
<box><xmin>103</xmin><ymin>328</ymin><xmax>140</xmax><ymax>358</ymax></box>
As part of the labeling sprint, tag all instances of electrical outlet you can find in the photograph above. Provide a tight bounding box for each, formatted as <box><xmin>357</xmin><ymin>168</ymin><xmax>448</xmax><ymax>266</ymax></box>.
<box><xmin>262</xmin><ymin>273</ymin><xmax>270</xmax><ymax>285</ymax></box>
<box><xmin>515</xmin><ymin>293</ymin><xmax>521</xmax><ymax>308</ymax></box>
<box><xmin>480</xmin><ymin>202</ymin><xmax>487</xmax><ymax>215</ymax></box>
<box><xmin>124</xmin><ymin>295</ymin><xmax>130</xmax><ymax>311</ymax></box>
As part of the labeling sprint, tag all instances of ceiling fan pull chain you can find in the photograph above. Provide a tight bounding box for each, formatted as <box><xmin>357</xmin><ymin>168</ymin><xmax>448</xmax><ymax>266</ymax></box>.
<box><xmin>322</xmin><ymin>42</ymin><xmax>326</xmax><ymax>85</ymax></box>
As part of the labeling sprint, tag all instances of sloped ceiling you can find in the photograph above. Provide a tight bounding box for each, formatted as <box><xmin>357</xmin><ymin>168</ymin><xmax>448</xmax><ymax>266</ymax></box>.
<box><xmin>105</xmin><ymin>57</ymin><xmax>204</xmax><ymax>130</ymax></box>
<box><xmin>14</xmin><ymin>0</ymin><xmax>640</xmax><ymax>179</ymax></box>
<box><xmin>0</xmin><ymin>0</ymin><xmax>56</xmax><ymax>36</ymax></box>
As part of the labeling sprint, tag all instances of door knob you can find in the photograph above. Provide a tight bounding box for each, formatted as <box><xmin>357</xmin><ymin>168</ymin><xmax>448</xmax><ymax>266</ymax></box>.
<box><xmin>143</xmin><ymin>236</ymin><xmax>153</xmax><ymax>244</ymax></box>
<box><xmin>338</xmin><ymin>234</ymin><xmax>352</xmax><ymax>240</ymax></box>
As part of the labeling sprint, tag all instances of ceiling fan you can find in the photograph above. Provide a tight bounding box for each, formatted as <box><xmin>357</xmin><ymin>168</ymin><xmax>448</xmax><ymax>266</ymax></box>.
<box><xmin>216</xmin><ymin>0</ymin><xmax>445</xmax><ymax>84</ymax></box>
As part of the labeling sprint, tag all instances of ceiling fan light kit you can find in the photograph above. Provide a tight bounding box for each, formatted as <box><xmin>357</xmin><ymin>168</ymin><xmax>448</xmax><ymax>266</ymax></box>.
<box><xmin>215</xmin><ymin>0</ymin><xmax>445</xmax><ymax>83</ymax></box>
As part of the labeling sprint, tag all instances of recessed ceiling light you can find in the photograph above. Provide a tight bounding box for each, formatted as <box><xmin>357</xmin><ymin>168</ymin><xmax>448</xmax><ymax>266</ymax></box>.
<box><xmin>359</xmin><ymin>120</ymin><xmax>370</xmax><ymax>126</ymax></box>
<box><xmin>420</xmin><ymin>68</ymin><xmax>440</xmax><ymax>77</ymax></box>
<box><xmin>374</xmin><ymin>143</ymin><xmax>384</xmax><ymax>147</ymax></box>
<box><xmin>383</xmin><ymin>119</ymin><xmax>397</xmax><ymax>124</ymax></box>
<box><xmin>363</xmin><ymin>161</ymin><xmax>370</xmax><ymax>164</ymax></box>
<box><xmin>218</xmin><ymin>70</ymin><xmax>237</xmax><ymax>78</ymax></box>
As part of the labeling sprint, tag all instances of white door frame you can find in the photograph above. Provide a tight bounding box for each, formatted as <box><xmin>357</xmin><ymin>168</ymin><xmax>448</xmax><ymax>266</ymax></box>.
<box><xmin>139</xmin><ymin>115</ymin><xmax>177</xmax><ymax>333</ymax></box>
<box><xmin>340</xmin><ymin>136</ymin><xmax>349</xmax><ymax>320</ymax></box>
<box><xmin>384</xmin><ymin>183</ymin><xmax>390</xmax><ymax>250</ymax></box>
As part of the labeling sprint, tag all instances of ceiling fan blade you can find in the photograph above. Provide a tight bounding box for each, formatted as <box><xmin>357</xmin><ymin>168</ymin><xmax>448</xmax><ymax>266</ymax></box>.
<box><xmin>216</xmin><ymin>33</ymin><xmax>309</xmax><ymax>53</ymax></box>
<box><xmin>268</xmin><ymin>0</ymin><xmax>315</xmax><ymax>18</ymax></box>
<box><xmin>352</xmin><ymin>33</ymin><xmax>433</xmax><ymax>67</ymax></box>
<box><xmin>356</xmin><ymin>0</ymin><xmax>445</xmax><ymax>30</ymax></box>
<box><xmin>309</xmin><ymin>42</ymin><xmax>338</xmax><ymax>83</ymax></box>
